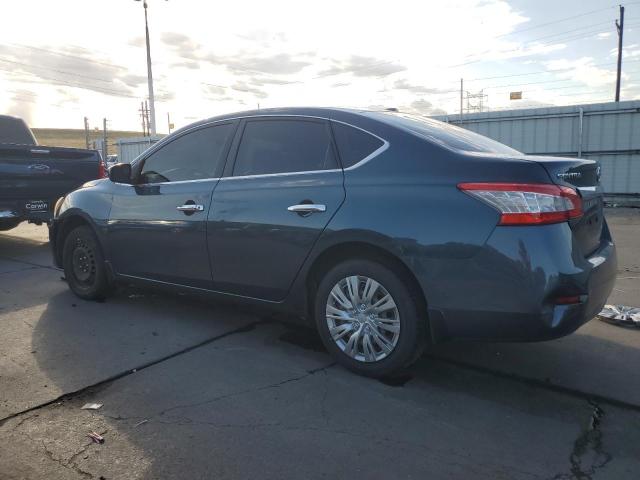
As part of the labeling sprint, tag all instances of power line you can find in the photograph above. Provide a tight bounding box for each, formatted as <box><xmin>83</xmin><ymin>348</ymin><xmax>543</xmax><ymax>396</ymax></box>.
<box><xmin>448</xmin><ymin>22</ymin><xmax>640</xmax><ymax>69</ymax></box>
<box><xmin>0</xmin><ymin>57</ymin><xmax>126</xmax><ymax>85</ymax></box>
<box><xmin>492</xmin><ymin>4</ymin><xmax>619</xmax><ymax>39</ymax></box>
<box><xmin>0</xmin><ymin>56</ymin><xmax>173</xmax><ymax>98</ymax></box>
<box><xmin>0</xmin><ymin>65</ymin><xmax>140</xmax><ymax>99</ymax></box>
<box><xmin>7</xmin><ymin>43</ymin><xmax>129</xmax><ymax>71</ymax></box>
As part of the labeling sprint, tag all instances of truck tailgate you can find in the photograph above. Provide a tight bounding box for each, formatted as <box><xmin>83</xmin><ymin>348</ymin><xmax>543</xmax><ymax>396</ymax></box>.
<box><xmin>0</xmin><ymin>144</ymin><xmax>101</xmax><ymax>221</ymax></box>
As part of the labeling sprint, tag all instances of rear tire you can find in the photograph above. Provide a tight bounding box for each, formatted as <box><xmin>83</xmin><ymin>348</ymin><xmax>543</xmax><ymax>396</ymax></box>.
<box><xmin>62</xmin><ymin>225</ymin><xmax>111</xmax><ymax>300</ymax></box>
<box><xmin>314</xmin><ymin>258</ymin><xmax>425</xmax><ymax>378</ymax></box>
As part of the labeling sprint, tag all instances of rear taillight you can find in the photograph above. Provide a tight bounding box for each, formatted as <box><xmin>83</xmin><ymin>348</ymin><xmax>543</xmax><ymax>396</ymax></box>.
<box><xmin>98</xmin><ymin>161</ymin><xmax>107</xmax><ymax>178</ymax></box>
<box><xmin>458</xmin><ymin>183</ymin><xmax>583</xmax><ymax>226</ymax></box>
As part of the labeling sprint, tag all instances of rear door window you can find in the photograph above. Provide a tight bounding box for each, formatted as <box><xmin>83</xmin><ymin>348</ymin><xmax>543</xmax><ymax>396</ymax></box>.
<box><xmin>331</xmin><ymin>122</ymin><xmax>384</xmax><ymax>168</ymax></box>
<box><xmin>232</xmin><ymin>119</ymin><xmax>337</xmax><ymax>176</ymax></box>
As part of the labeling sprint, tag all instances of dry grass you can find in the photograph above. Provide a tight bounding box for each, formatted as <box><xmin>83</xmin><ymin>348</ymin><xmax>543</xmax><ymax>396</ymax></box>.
<box><xmin>32</xmin><ymin>128</ymin><xmax>143</xmax><ymax>153</ymax></box>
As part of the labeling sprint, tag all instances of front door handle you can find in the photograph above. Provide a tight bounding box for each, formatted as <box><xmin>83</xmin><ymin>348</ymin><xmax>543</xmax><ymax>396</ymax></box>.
<box><xmin>287</xmin><ymin>204</ymin><xmax>326</xmax><ymax>214</ymax></box>
<box><xmin>28</xmin><ymin>164</ymin><xmax>50</xmax><ymax>171</ymax></box>
<box><xmin>177</xmin><ymin>204</ymin><xmax>204</xmax><ymax>213</ymax></box>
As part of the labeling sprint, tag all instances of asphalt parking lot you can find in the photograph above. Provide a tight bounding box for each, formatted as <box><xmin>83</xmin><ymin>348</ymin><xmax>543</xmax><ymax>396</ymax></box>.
<box><xmin>1</xmin><ymin>209</ymin><xmax>639</xmax><ymax>479</ymax></box>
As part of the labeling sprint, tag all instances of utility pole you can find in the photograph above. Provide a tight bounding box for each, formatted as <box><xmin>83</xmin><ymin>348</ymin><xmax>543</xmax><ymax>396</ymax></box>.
<box><xmin>144</xmin><ymin>100</ymin><xmax>150</xmax><ymax>135</ymax></box>
<box><xmin>615</xmin><ymin>4</ymin><xmax>625</xmax><ymax>102</ymax></box>
<box><xmin>84</xmin><ymin>117</ymin><xmax>90</xmax><ymax>149</ymax></box>
<box><xmin>102</xmin><ymin>118</ymin><xmax>108</xmax><ymax>160</ymax></box>
<box><xmin>139</xmin><ymin>101</ymin><xmax>147</xmax><ymax>136</ymax></box>
<box><xmin>136</xmin><ymin>0</ymin><xmax>157</xmax><ymax>135</ymax></box>
<box><xmin>167</xmin><ymin>112</ymin><xmax>173</xmax><ymax>133</ymax></box>
<box><xmin>460</xmin><ymin>78</ymin><xmax>464</xmax><ymax>120</ymax></box>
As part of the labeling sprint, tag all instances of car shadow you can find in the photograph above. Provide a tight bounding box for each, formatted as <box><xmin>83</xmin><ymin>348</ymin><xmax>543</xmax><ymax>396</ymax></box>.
<box><xmin>31</xmin><ymin>285</ymin><xmax>640</xmax><ymax>408</ymax></box>
<box><xmin>30</xmin><ymin>287</ymin><xmax>260</xmax><ymax>395</ymax></box>
<box><xmin>24</xmin><ymin>289</ymin><xmax>640</xmax><ymax>478</ymax></box>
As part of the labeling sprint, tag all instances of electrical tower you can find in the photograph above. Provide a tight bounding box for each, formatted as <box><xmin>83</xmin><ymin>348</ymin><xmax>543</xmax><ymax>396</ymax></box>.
<box><xmin>138</xmin><ymin>101</ymin><xmax>151</xmax><ymax>136</ymax></box>
<box><xmin>465</xmin><ymin>90</ymin><xmax>488</xmax><ymax>113</ymax></box>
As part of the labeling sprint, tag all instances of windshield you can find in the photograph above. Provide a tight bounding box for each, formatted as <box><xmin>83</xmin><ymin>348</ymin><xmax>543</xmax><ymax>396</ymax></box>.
<box><xmin>369</xmin><ymin>112</ymin><xmax>522</xmax><ymax>155</ymax></box>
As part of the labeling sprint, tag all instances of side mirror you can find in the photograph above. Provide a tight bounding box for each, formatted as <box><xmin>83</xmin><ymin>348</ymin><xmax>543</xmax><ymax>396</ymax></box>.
<box><xmin>108</xmin><ymin>163</ymin><xmax>132</xmax><ymax>184</ymax></box>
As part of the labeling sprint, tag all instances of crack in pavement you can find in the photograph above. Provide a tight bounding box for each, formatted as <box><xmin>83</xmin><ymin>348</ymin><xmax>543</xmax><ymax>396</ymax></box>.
<box><xmin>0</xmin><ymin>255</ymin><xmax>60</xmax><ymax>272</ymax></box>
<box><xmin>13</xmin><ymin>423</ymin><xmax>98</xmax><ymax>479</ymax></box>
<box><xmin>95</xmin><ymin>362</ymin><xmax>336</xmax><ymax>430</ymax></box>
<box><xmin>425</xmin><ymin>355</ymin><xmax>640</xmax><ymax>413</ymax></box>
<box><xmin>0</xmin><ymin>265</ymin><xmax>41</xmax><ymax>276</ymax></box>
<box><xmin>155</xmin><ymin>362</ymin><xmax>336</xmax><ymax>421</ymax></box>
<box><xmin>0</xmin><ymin>320</ymin><xmax>267</xmax><ymax>427</ymax></box>
<box><xmin>551</xmin><ymin>401</ymin><xmax>612</xmax><ymax>480</ymax></box>
<box><xmin>40</xmin><ymin>437</ymin><xmax>95</xmax><ymax>479</ymax></box>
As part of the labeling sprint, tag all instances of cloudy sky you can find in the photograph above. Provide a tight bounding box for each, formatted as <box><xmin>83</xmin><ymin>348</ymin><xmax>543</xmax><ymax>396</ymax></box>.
<box><xmin>1</xmin><ymin>0</ymin><xmax>639</xmax><ymax>132</ymax></box>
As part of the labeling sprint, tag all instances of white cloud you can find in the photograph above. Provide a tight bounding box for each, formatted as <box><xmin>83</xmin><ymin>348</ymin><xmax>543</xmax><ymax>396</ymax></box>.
<box><xmin>544</xmin><ymin>57</ymin><xmax>617</xmax><ymax>88</ymax></box>
<box><xmin>0</xmin><ymin>0</ymin><xmax>635</xmax><ymax>131</ymax></box>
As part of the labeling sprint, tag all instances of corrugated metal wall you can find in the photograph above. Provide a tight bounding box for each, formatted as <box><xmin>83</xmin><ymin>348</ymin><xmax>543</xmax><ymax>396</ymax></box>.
<box><xmin>434</xmin><ymin>100</ymin><xmax>640</xmax><ymax>194</ymax></box>
<box><xmin>116</xmin><ymin>136</ymin><xmax>162</xmax><ymax>164</ymax></box>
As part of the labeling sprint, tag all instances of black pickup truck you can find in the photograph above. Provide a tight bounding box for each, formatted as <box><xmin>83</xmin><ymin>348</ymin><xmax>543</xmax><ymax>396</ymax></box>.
<box><xmin>0</xmin><ymin>115</ymin><xmax>104</xmax><ymax>231</ymax></box>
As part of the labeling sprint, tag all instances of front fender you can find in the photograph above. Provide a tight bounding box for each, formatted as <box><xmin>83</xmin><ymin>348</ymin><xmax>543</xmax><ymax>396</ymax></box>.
<box><xmin>50</xmin><ymin>180</ymin><xmax>114</xmax><ymax>267</ymax></box>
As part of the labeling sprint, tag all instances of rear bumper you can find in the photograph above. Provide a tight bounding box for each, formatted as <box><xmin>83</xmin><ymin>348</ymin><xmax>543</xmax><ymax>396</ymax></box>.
<box><xmin>425</xmin><ymin>221</ymin><xmax>617</xmax><ymax>342</ymax></box>
<box><xmin>0</xmin><ymin>199</ymin><xmax>53</xmax><ymax>225</ymax></box>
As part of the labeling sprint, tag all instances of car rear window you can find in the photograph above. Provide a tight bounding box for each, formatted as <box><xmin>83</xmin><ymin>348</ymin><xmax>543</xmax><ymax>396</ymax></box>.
<box><xmin>331</xmin><ymin>122</ymin><xmax>384</xmax><ymax>168</ymax></box>
<box><xmin>370</xmin><ymin>112</ymin><xmax>521</xmax><ymax>155</ymax></box>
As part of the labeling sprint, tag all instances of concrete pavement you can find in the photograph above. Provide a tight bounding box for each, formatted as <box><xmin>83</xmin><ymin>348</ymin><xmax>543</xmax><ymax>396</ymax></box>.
<box><xmin>1</xmin><ymin>211</ymin><xmax>639</xmax><ymax>479</ymax></box>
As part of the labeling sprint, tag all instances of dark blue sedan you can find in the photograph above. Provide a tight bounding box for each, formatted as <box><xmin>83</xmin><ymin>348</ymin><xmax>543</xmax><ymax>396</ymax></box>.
<box><xmin>50</xmin><ymin>107</ymin><xmax>617</xmax><ymax>377</ymax></box>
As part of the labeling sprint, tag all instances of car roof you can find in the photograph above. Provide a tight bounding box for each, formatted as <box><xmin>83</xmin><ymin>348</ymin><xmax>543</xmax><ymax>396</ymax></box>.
<box><xmin>177</xmin><ymin>107</ymin><xmax>404</xmax><ymax>133</ymax></box>
<box><xmin>191</xmin><ymin>107</ymin><xmax>358</xmax><ymax>122</ymax></box>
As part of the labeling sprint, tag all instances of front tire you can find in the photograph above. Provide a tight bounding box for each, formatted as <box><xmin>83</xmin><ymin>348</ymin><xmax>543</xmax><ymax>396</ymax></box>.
<box><xmin>314</xmin><ymin>258</ymin><xmax>425</xmax><ymax>378</ymax></box>
<box><xmin>62</xmin><ymin>225</ymin><xmax>111</xmax><ymax>300</ymax></box>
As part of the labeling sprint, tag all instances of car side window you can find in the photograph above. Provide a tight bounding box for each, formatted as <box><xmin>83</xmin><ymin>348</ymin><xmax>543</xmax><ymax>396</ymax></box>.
<box><xmin>139</xmin><ymin>123</ymin><xmax>233</xmax><ymax>184</ymax></box>
<box><xmin>331</xmin><ymin>122</ymin><xmax>384</xmax><ymax>168</ymax></box>
<box><xmin>232</xmin><ymin>119</ymin><xmax>337</xmax><ymax>176</ymax></box>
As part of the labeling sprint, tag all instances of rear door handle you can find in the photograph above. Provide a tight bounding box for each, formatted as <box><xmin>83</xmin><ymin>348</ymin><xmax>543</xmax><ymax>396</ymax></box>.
<box><xmin>176</xmin><ymin>204</ymin><xmax>204</xmax><ymax>213</ymax></box>
<box><xmin>287</xmin><ymin>204</ymin><xmax>326</xmax><ymax>214</ymax></box>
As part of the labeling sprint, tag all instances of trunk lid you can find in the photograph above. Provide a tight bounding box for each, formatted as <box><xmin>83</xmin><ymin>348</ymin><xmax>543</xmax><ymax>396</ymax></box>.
<box><xmin>528</xmin><ymin>155</ymin><xmax>604</xmax><ymax>257</ymax></box>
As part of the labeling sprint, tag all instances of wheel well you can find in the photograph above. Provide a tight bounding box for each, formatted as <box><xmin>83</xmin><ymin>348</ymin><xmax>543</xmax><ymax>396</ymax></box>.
<box><xmin>55</xmin><ymin>216</ymin><xmax>90</xmax><ymax>266</ymax></box>
<box><xmin>305</xmin><ymin>242</ymin><xmax>429</xmax><ymax>336</ymax></box>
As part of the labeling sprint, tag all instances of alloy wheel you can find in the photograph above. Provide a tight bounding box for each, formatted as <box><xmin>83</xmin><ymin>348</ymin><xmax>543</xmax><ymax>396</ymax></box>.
<box><xmin>325</xmin><ymin>275</ymin><xmax>401</xmax><ymax>363</ymax></box>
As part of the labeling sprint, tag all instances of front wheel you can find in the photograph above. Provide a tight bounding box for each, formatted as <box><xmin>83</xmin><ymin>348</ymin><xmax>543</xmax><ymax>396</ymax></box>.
<box><xmin>62</xmin><ymin>225</ymin><xmax>111</xmax><ymax>300</ymax></box>
<box><xmin>314</xmin><ymin>259</ymin><xmax>426</xmax><ymax>378</ymax></box>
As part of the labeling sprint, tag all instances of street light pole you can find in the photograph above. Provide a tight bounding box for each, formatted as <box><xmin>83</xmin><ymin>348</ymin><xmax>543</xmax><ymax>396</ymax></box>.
<box><xmin>137</xmin><ymin>0</ymin><xmax>157</xmax><ymax>135</ymax></box>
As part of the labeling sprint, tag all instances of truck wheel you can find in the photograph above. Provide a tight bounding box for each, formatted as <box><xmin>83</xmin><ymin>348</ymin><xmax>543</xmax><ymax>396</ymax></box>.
<box><xmin>314</xmin><ymin>258</ymin><xmax>426</xmax><ymax>378</ymax></box>
<box><xmin>62</xmin><ymin>225</ymin><xmax>111</xmax><ymax>300</ymax></box>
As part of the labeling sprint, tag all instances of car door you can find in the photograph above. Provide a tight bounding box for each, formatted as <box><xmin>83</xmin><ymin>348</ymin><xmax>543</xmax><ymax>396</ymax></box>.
<box><xmin>208</xmin><ymin>117</ymin><xmax>345</xmax><ymax>301</ymax></box>
<box><xmin>108</xmin><ymin>121</ymin><xmax>236</xmax><ymax>289</ymax></box>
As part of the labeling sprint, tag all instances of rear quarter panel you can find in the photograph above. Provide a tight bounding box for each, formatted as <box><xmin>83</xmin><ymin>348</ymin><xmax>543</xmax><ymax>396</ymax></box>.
<box><xmin>288</xmin><ymin>125</ymin><xmax>554</xmax><ymax>318</ymax></box>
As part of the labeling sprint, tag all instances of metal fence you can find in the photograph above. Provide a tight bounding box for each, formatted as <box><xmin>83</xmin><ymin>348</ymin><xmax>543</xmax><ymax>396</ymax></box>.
<box><xmin>434</xmin><ymin>100</ymin><xmax>640</xmax><ymax>195</ymax></box>
<box><xmin>115</xmin><ymin>136</ymin><xmax>163</xmax><ymax>164</ymax></box>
